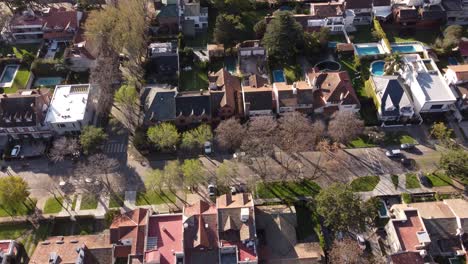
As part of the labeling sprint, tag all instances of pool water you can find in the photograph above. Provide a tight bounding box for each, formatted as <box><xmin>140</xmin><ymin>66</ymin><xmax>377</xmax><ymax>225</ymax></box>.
<box><xmin>371</xmin><ymin>61</ymin><xmax>385</xmax><ymax>76</ymax></box>
<box><xmin>0</xmin><ymin>65</ymin><xmax>19</xmax><ymax>83</ymax></box>
<box><xmin>391</xmin><ymin>45</ymin><xmax>417</xmax><ymax>53</ymax></box>
<box><xmin>356</xmin><ymin>46</ymin><xmax>381</xmax><ymax>56</ymax></box>
<box><xmin>34</xmin><ymin>77</ymin><xmax>63</xmax><ymax>87</ymax></box>
<box><xmin>273</xmin><ymin>70</ymin><xmax>285</xmax><ymax>83</ymax></box>
<box><xmin>378</xmin><ymin>201</ymin><xmax>389</xmax><ymax>218</ymax></box>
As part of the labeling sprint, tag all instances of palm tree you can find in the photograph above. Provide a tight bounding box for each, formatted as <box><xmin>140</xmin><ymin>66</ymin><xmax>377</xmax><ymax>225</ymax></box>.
<box><xmin>384</xmin><ymin>52</ymin><xmax>404</xmax><ymax>75</ymax></box>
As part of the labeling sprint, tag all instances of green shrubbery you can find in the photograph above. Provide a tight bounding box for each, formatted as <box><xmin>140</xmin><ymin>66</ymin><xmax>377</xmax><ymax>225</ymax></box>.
<box><xmin>373</xmin><ymin>19</ymin><xmax>391</xmax><ymax>51</ymax></box>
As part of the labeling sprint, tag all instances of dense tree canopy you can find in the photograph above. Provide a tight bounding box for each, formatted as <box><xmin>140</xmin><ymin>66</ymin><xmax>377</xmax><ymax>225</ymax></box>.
<box><xmin>440</xmin><ymin>149</ymin><xmax>468</xmax><ymax>180</ymax></box>
<box><xmin>80</xmin><ymin>126</ymin><xmax>108</xmax><ymax>154</ymax></box>
<box><xmin>213</xmin><ymin>14</ymin><xmax>245</xmax><ymax>47</ymax></box>
<box><xmin>147</xmin><ymin>123</ymin><xmax>179</xmax><ymax>151</ymax></box>
<box><xmin>0</xmin><ymin>176</ymin><xmax>30</xmax><ymax>213</ymax></box>
<box><xmin>181</xmin><ymin>124</ymin><xmax>213</xmax><ymax>151</ymax></box>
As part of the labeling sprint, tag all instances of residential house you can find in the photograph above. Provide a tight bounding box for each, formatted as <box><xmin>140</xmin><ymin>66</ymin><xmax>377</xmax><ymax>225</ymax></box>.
<box><xmin>373</xmin><ymin>0</ymin><xmax>393</xmax><ymax>21</ymax></box>
<box><xmin>444</xmin><ymin>64</ymin><xmax>468</xmax><ymax>110</ymax></box>
<box><xmin>399</xmin><ymin>54</ymin><xmax>456</xmax><ymax>114</ymax></box>
<box><xmin>442</xmin><ymin>0</ymin><xmax>468</xmax><ymax>25</ymax></box>
<box><xmin>156</xmin><ymin>3</ymin><xmax>179</xmax><ymax>34</ymax></box>
<box><xmin>29</xmin><ymin>234</ymin><xmax>112</xmax><ymax>264</ymax></box>
<box><xmin>272</xmin><ymin>81</ymin><xmax>314</xmax><ymax>114</ymax></box>
<box><xmin>2</xmin><ymin>7</ymin><xmax>81</xmax><ymax>44</ymax></box>
<box><xmin>392</xmin><ymin>0</ymin><xmax>446</xmax><ymax>27</ymax></box>
<box><xmin>392</xmin><ymin>6</ymin><xmax>421</xmax><ymax>26</ymax></box>
<box><xmin>370</xmin><ymin>75</ymin><xmax>416</xmax><ymax>123</ymax></box>
<box><xmin>183</xmin><ymin>200</ymin><xmax>219</xmax><ymax>264</ymax></box>
<box><xmin>0</xmin><ymin>88</ymin><xmax>52</xmax><ymax>140</ymax></box>
<box><xmin>110</xmin><ymin>208</ymin><xmax>149</xmax><ymax>263</ymax></box>
<box><xmin>459</xmin><ymin>39</ymin><xmax>468</xmax><ymax>63</ymax></box>
<box><xmin>64</xmin><ymin>15</ymin><xmax>99</xmax><ymax>72</ymax></box>
<box><xmin>174</xmin><ymin>91</ymin><xmax>211</xmax><ymax>126</ymax></box>
<box><xmin>241</xmin><ymin>75</ymin><xmax>275</xmax><ymax>117</ymax></box>
<box><xmin>180</xmin><ymin>0</ymin><xmax>208</xmax><ymax>37</ymax></box>
<box><xmin>45</xmin><ymin>84</ymin><xmax>95</xmax><ymax>135</ymax></box>
<box><xmin>255</xmin><ymin>205</ymin><xmax>324</xmax><ymax>263</ymax></box>
<box><xmin>144</xmin><ymin>214</ymin><xmax>184</xmax><ymax>264</ymax></box>
<box><xmin>305</xmin><ymin>68</ymin><xmax>361</xmax><ymax>114</ymax></box>
<box><xmin>308</xmin><ymin>1</ymin><xmax>354</xmax><ymax>32</ymax></box>
<box><xmin>208</xmin><ymin>69</ymin><xmax>242</xmax><ymax>119</ymax></box>
<box><xmin>0</xmin><ymin>240</ymin><xmax>20</xmax><ymax>264</ymax></box>
<box><xmin>217</xmin><ymin>193</ymin><xmax>258</xmax><ymax>264</ymax></box>
<box><xmin>141</xmin><ymin>84</ymin><xmax>177</xmax><ymax>124</ymax></box>
<box><xmin>345</xmin><ymin>0</ymin><xmax>373</xmax><ymax>25</ymax></box>
<box><xmin>147</xmin><ymin>42</ymin><xmax>179</xmax><ymax>82</ymax></box>
<box><xmin>237</xmin><ymin>40</ymin><xmax>267</xmax><ymax>76</ymax></box>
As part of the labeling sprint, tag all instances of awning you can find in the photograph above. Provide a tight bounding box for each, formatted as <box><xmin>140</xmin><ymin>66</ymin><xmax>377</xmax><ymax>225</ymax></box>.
<box><xmin>374</xmin><ymin>9</ymin><xmax>392</xmax><ymax>18</ymax></box>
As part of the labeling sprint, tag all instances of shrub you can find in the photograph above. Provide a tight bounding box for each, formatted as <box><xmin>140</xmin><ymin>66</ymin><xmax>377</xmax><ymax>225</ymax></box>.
<box><xmin>373</xmin><ymin>18</ymin><xmax>391</xmax><ymax>51</ymax></box>
<box><xmin>31</xmin><ymin>59</ymin><xmax>67</xmax><ymax>76</ymax></box>
<box><xmin>402</xmin><ymin>193</ymin><xmax>412</xmax><ymax>204</ymax></box>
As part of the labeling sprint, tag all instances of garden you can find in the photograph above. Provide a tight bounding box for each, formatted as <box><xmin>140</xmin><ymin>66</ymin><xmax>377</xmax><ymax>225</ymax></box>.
<box><xmin>135</xmin><ymin>190</ymin><xmax>177</xmax><ymax>206</ymax></box>
<box><xmin>255</xmin><ymin>180</ymin><xmax>321</xmax><ymax>200</ymax></box>
<box><xmin>350</xmin><ymin>176</ymin><xmax>380</xmax><ymax>192</ymax></box>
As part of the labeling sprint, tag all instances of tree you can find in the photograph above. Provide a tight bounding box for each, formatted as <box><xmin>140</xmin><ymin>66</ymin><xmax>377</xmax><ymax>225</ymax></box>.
<box><xmin>0</xmin><ymin>176</ymin><xmax>30</xmax><ymax>215</ymax></box>
<box><xmin>430</xmin><ymin>122</ymin><xmax>452</xmax><ymax>143</ymax></box>
<box><xmin>80</xmin><ymin>126</ymin><xmax>108</xmax><ymax>154</ymax></box>
<box><xmin>163</xmin><ymin>160</ymin><xmax>183</xmax><ymax>191</ymax></box>
<box><xmin>262</xmin><ymin>11</ymin><xmax>304</xmax><ymax>64</ymax></box>
<box><xmin>304</xmin><ymin>28</ymin><xmax>329</xmax><ymax>57</ymax></box>
<box><xmin>215</xmin><ymin>118</ymin><xmax>245</xmax><ymax>151</ymax></box>
<box><xmin>49</xmin><ymin>137</ymin><xmax>80</xmax><ymax>162</ymax></box>
<box><xmin>216</xmin><ymin>160</ymin><xmax>238</xmax><ymax>186</ymax></box>
<box><xmin>147</xmin><ymin>123</ymin><xmax>179</xmax><ymax>151</ymax></box>
<box><xmin>114</xmin><ymin>83</ymin><xmax>140</xmax><ymax>131</ymax></box>
<box><xmin>253</xmin><ymin>20</ymin><xmax>266</xmax><ymax>39</ymax></box>
<box><xmin>146</xmin><ymin>169</ymin><xmax>165</xmax><ymax>192</ymax></box>
<box><xmin>181</xmin><ymin>124</ymin><xmax>213</xmax><ymax>151</ymax></box>
<box><xmin>90</xmin><ymin>53</ymin><xmax>121</xmax><ymax>116</ymax></box>
<box><xmin>210</xmin><ymin>0</ymin><xmax>252</xmax><ymax>13</ymax></box>
<box><xmin>384</xmin><ymin>53</ymin><xmax>404</xmax><ymax>75</ymax></box>
<box><xmin>213</xmin><ymin>14</ymin><xmax>245</xmax><ymax>47</ymax></box>
<box><xmin>328</xmin><ymin>111</ymin><xmax>364</xmax><ymax>144</ymax></box>
<box><xmin>440</xmin><ymin>149</ymin><xmax>468</xmax><ymax>180</ymax></box>
<box><xmin>278</xmin><ymin>112</ymin><xmax>315</xmax><ymax>153</ymax></box>
<box><xmin>434</xmin><ymin>25</ymin><xmax>464</xmax><ymax>54</ymax></box>
<box><xmin>182</xmin><ymin>159</ymin><xmax>206</xmax><ymax>190</ymax></box>
<box><xmin>328</xmin><ymin>238</ymin><xmax>371</xmax><ymax>264</ymax></box>
<box><xmin>316</xmin><ymin>183</ymin><xmax>374</xmax><ymax>232</ymax></box>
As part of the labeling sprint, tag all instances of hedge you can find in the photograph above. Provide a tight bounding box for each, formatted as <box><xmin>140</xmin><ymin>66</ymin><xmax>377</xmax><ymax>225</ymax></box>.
<box><xmin>373</xmin><ymin>18</ymin><xmax>391</xmax><ymax>52</ymax></box>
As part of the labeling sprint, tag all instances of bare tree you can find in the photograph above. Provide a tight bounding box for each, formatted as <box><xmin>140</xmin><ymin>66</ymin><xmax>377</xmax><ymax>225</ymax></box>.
<box><xmin>49</xmin><ymin>137</ymin><xmax>80</xmax><ymax>163</ymax></box>
<box><xmin>328</xmin><ymin>111</ymin><xmax>364</xmax><ymax>144</ymax></box>
<box><xmin>215</xmin><ymin>118</ymin><xmax>246</xmax><ymax>151</ymax></box>
<box><xmin>90</xmin><ymin>53</ymin><xmax>121</xmax><ymax>118</ymax></box>
<box><xmin>278</xmin><ymin>112</ymin><xmax>315</xmax><ymax>153</ymax></box>
<box><xmin>328</xmin><ymin>238</ymin><xmax>370</xmax><ymax>264</ymax></box>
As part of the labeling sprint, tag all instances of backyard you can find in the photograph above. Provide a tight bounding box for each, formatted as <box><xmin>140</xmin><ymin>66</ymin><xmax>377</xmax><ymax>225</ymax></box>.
<box><xmin>179</xmin><ymin>62</ymin><xmax>208</xmax><ymax>92</ymax></box>
<box><xmin>0</xmin><ymin>199</ymin><xmax>36</xmax><ymax>217</ymax></box>
<box><xmin>3</xmin><ymin>66</ymin><xmax>31</xmax><ymax>94</ymax></box>
<box><xmin>406</xmin><ymin>173</ymin><xmax>421</xmax><ymax>189</ymax></box>
<box><xmin>43</xmin><ymin>197</ymin><xmax>63</xmax><ymax>214</ymax></box>
<box><xmin>136</xmin><ymin>190</ymin><xmax>177</xmax><ymax>206</ymax></box>
<box><xmin>350</xmin><ymin>176</ymin><xmax>380</xmax><ymax>192</ymax></box>
<box><xmin>426</xmin><ymin>172</ymin><xmax>453</xmax><ymax>187</ymax></box>
<box><xmin>348</xmin><ymin>131</ymin><xmax>417</xmax><ymax>148</ymax></box>
<box><xmin>80</xmin><ymin>194</ymin><xmax>99</xmax><ymax>210</ymax></box>
<box><xmin>256</xmin><ymin>180</ymin><xmax>321</xmax><ymax>200</ymax></box>
<box><xmin>385</xmin><ymin>28</ymin><xmax>440</xmax><ymax>45</ymax></box>
<box><xmin>0</xmin><ymin>44</ymin><xmax>40</xmax><ymax>59</ymax></box>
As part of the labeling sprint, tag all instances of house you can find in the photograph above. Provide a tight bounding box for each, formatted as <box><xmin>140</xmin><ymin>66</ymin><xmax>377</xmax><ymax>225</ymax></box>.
<box><xmin>208</xmin><ymin>69</ymin><xmax>242</xmax><ymax>119</ymax></box>
<box><xmin>255</xmin><ymin>204</ymin><xmax>324</xmax><ymax>263</ymax></box>
<box><xmin>156</xmin><ymin>4</ymin><xmax>179</xmax><ymax>34</ymax></box>
<box><xmin>29</xmin><ymin>234</ymin><xmax>112</xmax><ymax>264</ymax></box>
<box><xmin>183</xmin><ymin>200</ymin><xmax>219</xmax><ymax>264</ymax></box>
<box><xmin>45</xmin><ymin>84</ymin><xmax>95</xmax><ymax>135</ymax></box>
<box><xmin>180</xmin><ymin>0</ymin><xmax>208</xmax><ymax>37</ymax></box>
<box><xmin>217</xmin><ymin>193</ymin><xmax>258</xmax><ymax>264</ymax></box>
<box><xmin>144</xmin><ymin>214</ymin><xmax>184</xmax><ymax>264</ymax></box>
<box><xmin>241</xmin><ymin>75</ymin><xmax>274</xmax><ymax>117</ymax></box>
<box><xmin>110</xmin><ymin>208</ymin><xmax>149</xmax><ymax>263</ymax></box>
<box><xmin>392</xmin><ymin>0</ymin><xmax>446</xmax><ymax>27</ymax></box>
<box><xmin>392</xmin><ymin>6</ymin><xmax>421</xmax><ymax>26</ymax></box>
<box><xmin>237</xmin><ymin>40</ymin><xmax>267</xmax><ymax>76</ymax></box>
<box><xmin>0</xmin><ymin>240</ymin><xmax>20</xmax><ymax>264</ymax></box>
<box><xmin>305</xmin><ymin>68</ymin><xmax>360</xmax><ymax>114</ymax></box>
<box><xmin>459</xmin><ymin>39</ymin><xmax>468</xmax><ymax>63</ymax></box>
<box><xmin>345</xmin><ymin>0</ymin><xmax>374</xmax><ymax>25</ymax></box>
<box><xmin>147</xmin><ymin>42</ymin><xmax>179</xmax><ymax>82</ymax></box>
<box><xmin>273</xmin><ymin>81</ymin><xmax>314</xmax><ymax>114</ymax></box>
<box><xmin>3</xmin><ymin>7</ymin><xmax>81</xmax><ymax>44</ymax></box>
<box><xmin>174</xmin><ymin>91</ymin><xmax>211</xmax><ymax>126</ymax></box>
<box><xmin>141</xmin><ymin>84</ymin><xmax>177</xmax><ymax>124</ymax></box>
<box><xmin>445</xmin><ymin>64</ymin><xmax>468</xmax><ymax>85</ymax></box>
<box><xmin>399</xmin><ymin>54</ymin><xmax>456</xmax><ymax>114</ymax></box>
<box><xmin>443</xmin><ymin>0</ymin><xmax>468</xmax><ymax>25</ymax></box>
<box><xmin>0</xmin><ymin>88</ymin><xmax>52</xmax><ymax>140</ymax></box>
<box><xmin>370</xmin><ymin>75</ymin><xmax>416</xmax><ymax>123</ymax></box>
<box><xmin>373</xmin><ymin>0</ymin><xmax>392</xmax><ymax>21</ymax></box>
<box><xmin>308</xmin><ymin>1</ymin><xmax>354</xmax><ymax>32</ymax></box>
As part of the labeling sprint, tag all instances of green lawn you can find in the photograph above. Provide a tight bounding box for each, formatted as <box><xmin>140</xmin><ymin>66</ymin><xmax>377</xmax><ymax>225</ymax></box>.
<box><xmin>383</xmin><ymin>131</ymin><xmax>417</xmax><ymax>146</ymax></box>
<box><xmin>256</xmin><ymin>180</ymin><xmax>321</xmax><ymax>200</ymax></box>
<box><xmin>350</xmin><ymin>176</ymin><xmax>380</xmax><ymax>192</ymax></box>
<box><xmin>0</xmin><ymin>223</ymin><xmax>30</xmax><ymax>240</ymax></box>
<box><xmin>136</xmin><ymin>190</ymin><xmax>176</xmax><ymax>206</ymax></box>
<box><xmin>406</xmin><ymin>173</ymin><xmax>421</xmax><ymax>189</ymax></box>
<box><xmin>348</xmin><ymin>26</ymin><xmax>376</xmax><ymax>43</ymax></box>
<box><xmin>385</xmin><ymin>28</ymin><xmax>440</xmax><ymax>45</ymax></box>
<box><xmin>0</xmin><ymin>44</ymin><xmax>39</xmax><ymax>59</ymax></box>
<box><xmin>284</xmin><ymin>64</ymin><xmax>302</xmax><ymax>83</ymax></box>
<box><xmin>426</xmin><ymin>172</ymin><xmax>453</xmax><ymax>187</ymax></box>
<box><xmin>80</xmin><ymin>194</ymin><xmax>99</xmax><ymax>210</ymax></box>
<box><xmin>0</xmin><ymin>199</ymin><xmax>36</xmax><ymax>217</ymax></box>
<box><xmin>329</xmin><ymin>33</ymin><xmax>347</xmax><ymax>43</ymax></box>
<box><xmin>179</xmin><ymin>62</ymin><xmax>208</xmax><ymax>92</ymax></box>
<box><xmin>5</xmin><ymin>66</ymin><xmax>31</xmax><ymax>93</ymax></box>
<box><xmin>391</xmin><ymin>175</ymin><xmax>399</xmax><ymax>189</ymax></box>
<box><xmin>43</xmin><ymin>197</ymin><xmax>63</xmax><ymax>214</ymax></box>
<box><xmin>348</xmin><ymin>135</ymin><xmax>378</xmax><ymax>148</ymax></box>
<box><xmin>109</xmin><ymin>193</ymin><xmax>125</xmax><ymax>208</ymax></box>
<box><xmin>71</xmin><ymin>196</ymin><xmax>77</xmax><ymax>210</ymax></box>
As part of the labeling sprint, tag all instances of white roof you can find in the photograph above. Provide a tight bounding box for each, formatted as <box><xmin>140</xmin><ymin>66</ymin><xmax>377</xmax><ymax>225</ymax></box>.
<box><xmin>45</xmin><ymin>84</ymin><xmax>91</xmax><ymax>124</ymax></box>
<box><xmin>416</xmin><ymin>72</ymin><xmax>457</xmax><ymax>102</ymax></box>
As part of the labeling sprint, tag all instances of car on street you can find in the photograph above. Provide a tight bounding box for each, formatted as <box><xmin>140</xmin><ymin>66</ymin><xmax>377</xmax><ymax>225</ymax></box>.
<box><xmin>385</xmin><ymin>149</ymin><xmax>401</xmax><ymax>157</ymax></box>
<box><xmin>400</xmin><ymin>143</ymin><xmax>415</xmax><ymax>150</ymax></box>
<box><xmin>10</xmin><ymin>145</ymin><xmax>21</xmax><ymax>157</ymax></box>
<box><xmin>208</xmin><ymin>184</ymin><xmax>216</xmax><ymax>197</ymax></box>
<box><xmin>204</xmin><ymin>141</ymin><xmax>212</xmax><ymax>155</ymax></box>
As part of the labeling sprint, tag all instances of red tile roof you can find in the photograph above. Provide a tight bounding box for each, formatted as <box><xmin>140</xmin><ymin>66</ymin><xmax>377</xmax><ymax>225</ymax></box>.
<box><xmin>223</xmin><ymin>241</ymin><xmax>257</xmax><ymax>262</ymax></box>
<box><xmin>145</xmin><ymin>214</ymin><xmax>183</xmax><ymax>264</ymax></box>
<box><xmin>110</xmin><ymin>208</ymin><xmax>149</xmax><ymax>256</ymax></box>
<box><xmin>393</xmin><ymin>210</ymin><xmax>425</xmax><ymax>251</ymax></box>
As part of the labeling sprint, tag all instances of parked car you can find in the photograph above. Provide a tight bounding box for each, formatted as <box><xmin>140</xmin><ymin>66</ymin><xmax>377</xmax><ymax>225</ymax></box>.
<box><xmin>357</xmin><ymin>234</ymin><xmax>367</xmax><ymax>250</ymax></box>
<box><xmin>204</xmin><ymin>141</ymin><xmax>212</xmax><ymax>155</ymax></box>
<box><xmin>385</xmin><ymin>149</ymin><xmax>401</xmax><ymax>157</ymax></box>
<box><xmin>10</xmin><ymin>145</ymin><xmax>21</xmax><ymax>157</ymax></box>
<box><xmin>418</xmin><ymin>172</ymin><xmax>430</xmax><ymax>187</ymax></box>
<box><xmin>400</xmin><ymin>143</ymin><xmax>415</xmax><ymax>150</ymax></box>
<box><xmin>401</xmin><ymin>158</ymin><xmax>415</xmax><ymax>169</ymax></box>
<box><xmin>208</xmin><ymin>184</ymin><xmax>216</xmax><ymax>197</ymax></box>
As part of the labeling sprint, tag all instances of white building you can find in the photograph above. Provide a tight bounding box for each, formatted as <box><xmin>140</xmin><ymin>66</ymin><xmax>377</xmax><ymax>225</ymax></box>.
<box><xmin>45</xmin><ymin>84</ymin><xmax>94</xmax><ymax>135</ymax></box>
<box><xmin>400</xmin><ymin>54</ymin><xmax>457</xmax><ymax>113</ymax></box>
<box><xmin>309</xmin><ymin>1</ymin><xmax>354</xmax><ymax>32</ymax></box>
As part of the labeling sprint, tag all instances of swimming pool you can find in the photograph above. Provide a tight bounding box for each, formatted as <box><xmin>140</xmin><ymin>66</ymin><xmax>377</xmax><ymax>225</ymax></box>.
<box><xmin>34</xmin><ymin>77</ymin><xmax>63</xmax><ymax>87</ymax></box>
<box><xmin>315</xmin><ymin>60</ymin><xmax>341</xmax><ymax>72</ymax></box>
<box><xmin>0</xmin><ymin>65</ymin><xmax>20</xmax><ymax>87</ymax></box>
<box><xmin>355</xmin><ymin>46</ymin><xmax>382</xmax><ymax>56</ymax></box>
<box><xmin>371</xmin><ymin>61</ymin><xmax>385</xmax><ymax>76</ymax></box>
<box><xmin>273</xmin><ymin>70</ymin><xmax>285</xmax><ymax>83</ymax></box>
<box><xmin>391</xmin><ymin>45</ymin><xmax>417</xmax><ymax>53</ymax></box>
<box><xmin>378</xmin><ymin>201</ymin><xmax>389</xmax><ymax>218</ymax></box>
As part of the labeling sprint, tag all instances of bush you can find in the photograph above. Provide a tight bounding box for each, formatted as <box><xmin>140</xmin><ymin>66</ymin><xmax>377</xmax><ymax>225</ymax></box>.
<box><xmin>31</xmin><ymin>59</ymin><xmax>67</xmax><ymax>76</ymax></box>
<box><xmin>373</xmin><ymin>18</ymin><xmax>391</xmax><ymax>51</ymax></box>
<box><xmin>22</xmin><ymin>52</ymin><xmax>35</xmax><ymax>66</ymax></box>
<box><xmin>402</xmin><ymin>193</ymin><xmax>412</xmax><ymax>204</ymax></box>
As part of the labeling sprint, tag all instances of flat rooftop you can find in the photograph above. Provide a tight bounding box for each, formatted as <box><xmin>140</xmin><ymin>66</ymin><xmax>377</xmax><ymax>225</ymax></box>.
<box><xmin>393</xmin><ymin>210</ymin><xmax>426</xmax><ymax>251</ymax></box>
<box><xmin>146</xmin><ymin>214</ymin><xmax>183</xmax><ymax>264</ymax></box>
<box><xmin>45</xmin><ymin>84</ymin><xmax>90</xmax><ymax>124</ymax></box>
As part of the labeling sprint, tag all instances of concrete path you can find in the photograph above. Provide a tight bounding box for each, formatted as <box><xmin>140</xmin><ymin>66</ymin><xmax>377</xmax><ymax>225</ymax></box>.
<box><xmin>359</xmin><ymin>173</ymin><xmax>433</xmax><ymax>200</ymax></box>
<box><xmin>124</xmin><ymin>191</ymin><xmax>136</xmax><ymax>209</ymax></box>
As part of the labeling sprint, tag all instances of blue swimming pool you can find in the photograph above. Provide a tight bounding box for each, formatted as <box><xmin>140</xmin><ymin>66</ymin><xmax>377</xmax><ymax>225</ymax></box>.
<box><xmin>371</xmin><ymin>61</ymin><xmax>385</xmax><ymax>76</ymax></box>
<box><xmin>0</xmin><ymin>65</ymin><xmax>19</xmax><ymax>84</ymax></box>
<box><xmin>378</xmin><ymin>201</ymin><xmax>389</xmax><ymax>218</ymax></box>
<box><xmin>356</xmin><ymin>46</ymin><xmax>381</xmax><ymax>56</ymax></box>
<box><xmin>34</xmin><ymin>77</ymin><xmax>63</xmax><ymax>87</ymax></box>
<box><xmin>391</xmin><ymin>45</ymin><xmax>417</xmax><ymax>53</ymax></box>
<box><xmin>273</xmin><ymin>70</ymin><xmax>285</xmax><ymax>83</ymax></box>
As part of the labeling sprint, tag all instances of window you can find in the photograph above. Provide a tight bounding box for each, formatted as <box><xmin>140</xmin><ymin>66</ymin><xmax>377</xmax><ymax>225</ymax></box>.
<box><xmin>57</xmin><ymin>123</ymin><xmax>66</xmax><ymax>128</ymax></box>
<box><xmin>430</xmin><ymin>104</ymin><xmax>444</xmax><ymax>110</ymax></box>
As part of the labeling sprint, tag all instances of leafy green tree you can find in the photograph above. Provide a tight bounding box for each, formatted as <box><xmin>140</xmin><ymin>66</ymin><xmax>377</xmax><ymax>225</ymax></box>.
<box><xmin>80</xmin><ymin>126</ymin><xmax>108</xmax><ymax>154</ymax></box>
<box><xmin>0</xmin><ymin>176</ymin><xmax>30</xmax><ymax>215</ymax></box>
<box><xmin>262</xmin><ymin>11</ymin><xmax>304</xmax><ymax>64</ymax></box>
<box><xmin>114</xmin><ymin>84</ymin><xmax>140</xmax><ymax>130</ymax></box>
<box><xmin>216</xmin><ymin>160</ymin><xmax>238</xmax><ymax>186</ymax></box>
<box><xmin>181</xmin><ymin>124</ymin><xmax>213</xmax><ymax>151</ymax></box>
<box><xmin>434</xmin><ymin>25</ymin><xmax>464</xmax><ymax>54</ymax></box>
<box><xmin>147</xmin><ymin>123</ymin><xmax>179</xmax><ymax>151</ymax></box>
<box><xmin>182</xmin><ymin>159</ymin><xmax>206</xmax><ymax>190</ymax></box>
<box><xmin>316</xmin><ymin>183</ymin><xmax>374</xmax><ymax>232</ymax></box>
<box><xmin>213</xmin><ymin>14</ymin><xmax>246</xmax><ymax>47</ymax></box>
<box><xmin>146</xmin><ymin>169</ymin><xmax>165</xmax><ymax>192</ymax></box>
<box><xmin>430</xmin><ymin>122</ymin><xmax>452</xmax><ymax>143</ymax></box>
<box><xmin>253</xmin><ymin>19</ymin><xmax>266</xmax><ymax>39</ymax></box>
<box><xmin>210</xmin><ymin>0</ymin><xmax>252</xmax><ymax>13</ymax></box>
<box><xmin>440</xmin><ymin>149</ymin><xmax>468</xmax><ymax>180</ymax></box>
<box><xmin>162</xmin><ymin>160</ymin><xmax>183</xmax><ymax>191</ymax></box>
<box><xmin>384</xmin><ymin>53</ymin><xmax>404</xmax><ymax>75</ymax></box>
